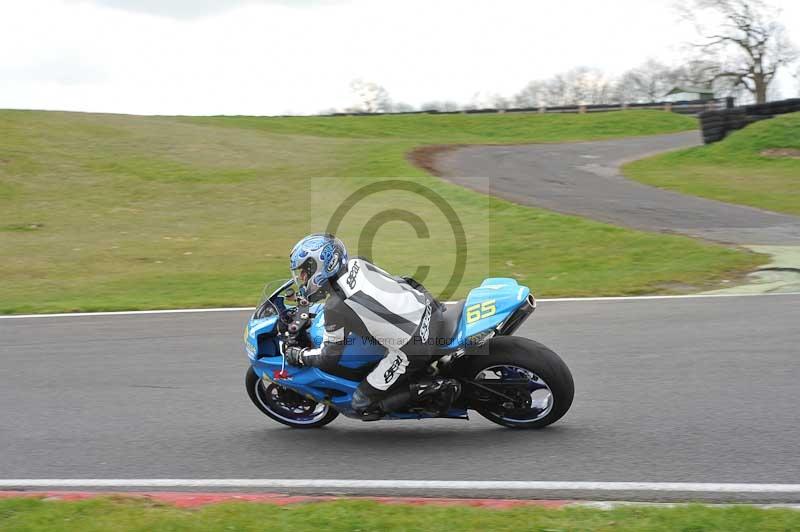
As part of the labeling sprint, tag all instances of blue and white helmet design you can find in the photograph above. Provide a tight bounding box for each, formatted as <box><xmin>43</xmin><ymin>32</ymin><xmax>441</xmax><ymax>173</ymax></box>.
<box><xmin>289</xmin><ymin>233</ymin><xmax>348</xmax><ymax>301</ymax></box>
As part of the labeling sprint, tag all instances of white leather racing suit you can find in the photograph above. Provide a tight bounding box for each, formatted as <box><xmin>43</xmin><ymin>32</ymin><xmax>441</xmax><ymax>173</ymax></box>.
<box><xmin>300</xmin><ymin>258</ymin><xmax>444</xmax><ymax>410</ymax></box>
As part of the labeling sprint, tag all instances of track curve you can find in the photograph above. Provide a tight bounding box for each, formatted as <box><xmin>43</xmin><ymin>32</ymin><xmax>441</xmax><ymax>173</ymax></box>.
<box><xmin>431</xmin><ymin>131</ymin><xmax>800</xmax><ymax>245</ymax></box>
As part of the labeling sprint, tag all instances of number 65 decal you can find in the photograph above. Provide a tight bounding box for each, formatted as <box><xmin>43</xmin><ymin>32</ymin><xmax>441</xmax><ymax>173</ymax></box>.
<box><xmin>465</xmin><ymin>300</ymin><xmax>496</xmax><ymax>324</ymax></box>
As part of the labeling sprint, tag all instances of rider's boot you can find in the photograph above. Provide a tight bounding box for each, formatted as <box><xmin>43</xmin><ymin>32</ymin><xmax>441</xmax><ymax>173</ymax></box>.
<box><xmin>353</xmin><ymin>379</ymin><xmax>461</xmax><ymax>420</ymax></box>
<box><xmin>378</xmin><ymin>388</ymin><xmax>411</xmax><ymax>413</ymax></box>
<box><xmin>353</xmin><ymin>386</ymin><xmax>410</xmax><ymax>421</ymax></box>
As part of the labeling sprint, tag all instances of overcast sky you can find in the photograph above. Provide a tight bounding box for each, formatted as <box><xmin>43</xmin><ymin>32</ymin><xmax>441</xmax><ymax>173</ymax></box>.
<box><xmin>2</xmin><ymin>0</ymin><xmax>799</xmax><ymax>115</ymax></box>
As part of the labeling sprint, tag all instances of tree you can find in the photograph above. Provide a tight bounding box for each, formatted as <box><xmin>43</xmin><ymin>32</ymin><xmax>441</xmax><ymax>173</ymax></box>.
<box><xmin>794</xmin><ymin>66</ymin><xmax>800</xmax><ymax>96</ymax></box>
<box><xmin>419</xmin><ymin>100</ymin><xmax>461</xmax><ymax>112</ymax></box>
<box><xmin>349</xmin><ymin>79</ymin><xmax>392</xmax><ymax>113</ymax></box>
<box><xmin>514</xmin><ymin>68</ymin><xmax>616</xmax><ymax>108</ymax></box>
<box><xmin>681</xmin><ymin>0</ymin><xmax>798</xmax><ymax>103</ymax></box>
<box><xmin>672</xmin><ymin>58</ymin><xmax>723</xmax><ymax>88</ymax></box>
<box><xmin>617</xmin><ymin>59</ymin><xmax>676</xmax><ymax>102</ymax></box>
<box><xmin>513</xmin><ymin>80</ymin><xmax>546</xmax><ymax>108</ymax></box>
<box><xmin>547</xmin><ymin>67</ymin><xmax>614</xmax><ymax>105</ymax></box>
<box><xmin>463</xmin><ymin>92</ymin><xmax>509</xmax><ymax>110</ymax></box>
<box><xmin>542</xmin><ymin>73</ymin><xmax>570</xmax><ymax>106</ymax></box>
<box><xmin>391</xmin><ymin>102</ymin><xmax>416</xmax><ymax>113</ymax></box>
<box><xmin>616</xmin><ymin>58</ymin><xmax>730</xmax><ymax>103</ymax></box>
<box><xmin>490</xmin><ymin>95</ymin><xmax>511</xmax><ymax>110</ymax></box>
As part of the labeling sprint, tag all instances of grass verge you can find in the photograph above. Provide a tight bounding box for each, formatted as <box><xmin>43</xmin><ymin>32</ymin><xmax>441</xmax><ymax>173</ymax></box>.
<box><xmin>624</xmin><ymin>112</ymin><xmax>800</xmax><ymax>216</ymax></box>
<box><xmin>182</xmin><ymin>108</ymin><xmax>696</xmax><ymax>142</ymax></box>
<box><xmin>1</xmin><ymin>497</ymin><xmax>799</xmax><ymax>531</ymax></box>
<box><xmin>0</xmin><ymin>109</ymin><xmax>762</xmax><ymax>314</ymax></box>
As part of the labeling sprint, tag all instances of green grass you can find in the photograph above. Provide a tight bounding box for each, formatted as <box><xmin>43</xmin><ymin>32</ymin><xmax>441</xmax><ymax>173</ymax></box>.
<box><xmin>624</xmin><ymin>112</ymin><xmax>800</xmax><ymax>215</ymax></box>
<box><xmin>182</xmin><ymin>109</ymin><xmax>697</xmax><ymax>142</ymax></box>
<box><xmin>2</xmin><ymin>497</ymin><xmax>800</xmax><ymax>531</ymax></box>
<box><xmin>0</xmin><ymin>109</ymin><xmax>762</xmax><ymax>314</ymax></box>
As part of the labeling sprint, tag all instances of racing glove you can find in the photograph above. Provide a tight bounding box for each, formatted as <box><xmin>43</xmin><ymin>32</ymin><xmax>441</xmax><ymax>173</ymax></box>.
<box><xmin>284</xmin><ymin>346</ymin><xmax>307</xmax><ymax>366</ymax></box>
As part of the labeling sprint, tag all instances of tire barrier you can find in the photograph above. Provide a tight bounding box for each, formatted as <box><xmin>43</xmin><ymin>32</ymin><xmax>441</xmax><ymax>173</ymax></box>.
<box><xmin>699</xmin><ymin>98</ymin><xmax>800</xmax><ymax>144</ymax></box>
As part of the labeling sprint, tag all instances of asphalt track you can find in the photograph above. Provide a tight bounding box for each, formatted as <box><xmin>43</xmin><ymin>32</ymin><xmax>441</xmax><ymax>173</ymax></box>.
<box><xmin>2</xmin><ymin>294</ymin><xmax>799</xmax><ymax>502</ymax></box>
<box><xmin>433</xmin><ymin>131</ymin><xmax>800</xmax><ymax>245</ymax></box>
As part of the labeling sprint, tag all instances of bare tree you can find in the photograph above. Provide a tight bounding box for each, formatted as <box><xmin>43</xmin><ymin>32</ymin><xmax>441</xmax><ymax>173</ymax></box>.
<box><xmin>513</xmin><ymin>80</ymin><xmax>546</xmax><ymax>108</ymax></box>
<box><xmin>550</xmin><ymin>67</ymin><xmax>615</xmax><ymax>105</ymax></box>
<box><xmin>420</xmin><ymin>100</ymin><xmax>461</xmax><ymax>112</ymax></box>
<box><xmin>611</xmin><ymin>81</ymin><xmax>636</xmax><ymax>105</ymax></box>
<box><xmin>616</xmin><ymin>58</ymin><xmax>730</xmax><ymax>102</ymax></box>
<box><xmin>391</xmin><ymin>102</ymin><xmax>416</xmax><ymax>113</ymax></box>
<box><xmin>794</xmin><ymin>65</ymin><xmax>800</xmax><ymax>96</ymax></box>
<box><xmin>681</xmin><ymin>0</ymin><xmax>798</xmax><ymax>103</ymax></box>
<box><xmin>464</xmin><ymin>92</ymin><xmax>509</xmax><ymax>110</ymax></box>
<box><xmin>349</xmin><ymin>79</ymin><xmax>392</xmax><ymax>113</ymax></box>
<box><xmin>568</xmin><ymin>68</ymin><xmax>594</xmax><ymax>104</ymax></box>
<box><xmin>617</xmin><ymin>59</ymin><xmax>675</xmax><ymax>102</ymax></box>
<box><xmin>542</xmin><ymin>74</ymin><xmax>570</xmax><ymax>106</ymax></box>
<box><xmin>417</xmin><ymin>101</ymin><xmax>448</xmax><ymax>112</ymax></box>
<box><xmin>672</xmin><ymin>58</ymin><xmax>723</xmax><ymax>87</ymax></box>
<box><xmin>515</xmin><ymin>68</ymin><xmax>615</xmax><ymax>107</ymax></box>
<box><xmin>490</xmin><ymin>95</ymin><xmax>511</xmax><ymax>110</ymax></box>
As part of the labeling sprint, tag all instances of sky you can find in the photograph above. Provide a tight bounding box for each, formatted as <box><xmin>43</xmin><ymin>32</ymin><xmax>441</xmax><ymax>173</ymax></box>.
<box><xmin>1</xmin><ymin>0</ymin><xmax>799</xmax><ymax>115</ymax></box>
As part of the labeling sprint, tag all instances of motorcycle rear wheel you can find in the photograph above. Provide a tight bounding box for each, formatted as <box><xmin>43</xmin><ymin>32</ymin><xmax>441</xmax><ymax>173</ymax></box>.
<box><xmin>245</xmin><ymin>367</ymin><xmax>339</xmax><ymax>428</ymax></box>
<box><xmin>463</xmin><ymin>336</ymin><xmax>574</xmax><ymax>429</ymax></box>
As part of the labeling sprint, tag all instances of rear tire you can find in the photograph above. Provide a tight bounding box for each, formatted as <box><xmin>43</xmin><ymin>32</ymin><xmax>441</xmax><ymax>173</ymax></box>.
<box><xmin>462</xmin><ymin>336</ymin><xmax>574</xmax><ymax>429</ymax></box>
<box><xmin>245</xmin><ymin>367</ymin><xmax>339</xmax><ymax>428</ymax></box>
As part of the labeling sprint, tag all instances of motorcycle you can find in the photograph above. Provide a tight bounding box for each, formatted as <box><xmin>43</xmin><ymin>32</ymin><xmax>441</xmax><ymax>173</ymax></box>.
<box><xmin>244</xmin><ymin>277</ymin><xmax>574</xmax><ymax>429</ymax></box>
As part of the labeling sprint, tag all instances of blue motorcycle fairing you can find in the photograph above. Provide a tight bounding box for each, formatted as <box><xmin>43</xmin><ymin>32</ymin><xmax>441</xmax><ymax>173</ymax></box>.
<box><xmin>251</xmin><ymin>356</ymin><xmax>361</xmax><ymax>412</ymax></box>
<box><xmin>244</xmin><ymin>316</ymin><xmax>276</xmax><ymax>358</ymax></box>
<box><xmin>444</xmin><ymin>278</ymin><xmax>531</xmax><ymax>349</ymax></box>
<box><xmin>251</xmin><ymin>356</ymin><xmax>466</xmax><ymax>419</ymax></box>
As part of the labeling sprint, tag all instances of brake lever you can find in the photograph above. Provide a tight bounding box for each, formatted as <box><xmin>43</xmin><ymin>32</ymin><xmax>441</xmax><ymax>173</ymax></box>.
<box><xmin>275</xmin><ymin>336</ymin><xmax>291</xmax><ymax>380</ymax></box>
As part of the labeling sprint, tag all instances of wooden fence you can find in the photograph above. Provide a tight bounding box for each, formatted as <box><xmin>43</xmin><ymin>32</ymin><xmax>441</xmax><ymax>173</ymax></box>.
<box><xmin>320</xmin><ymin>98</ymin><xmax>733</xmax><ymax>118</ymax></box>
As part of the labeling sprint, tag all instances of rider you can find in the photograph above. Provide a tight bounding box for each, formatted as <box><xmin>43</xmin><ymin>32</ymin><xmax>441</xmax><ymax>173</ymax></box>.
<box><xmin>282</xmin><ymin>233</ymin><xmax>460</xmax><ymax>418</ymax></box>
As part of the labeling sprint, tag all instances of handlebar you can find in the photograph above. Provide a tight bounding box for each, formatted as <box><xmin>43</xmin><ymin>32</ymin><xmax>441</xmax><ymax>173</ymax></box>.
<box><xmin>280</xmin><ymin>299</ymin><xmax>313</xmax><ymax>347</ymax></box>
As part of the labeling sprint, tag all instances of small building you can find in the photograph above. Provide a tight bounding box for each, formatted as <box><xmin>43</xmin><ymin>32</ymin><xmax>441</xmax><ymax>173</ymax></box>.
<box><xmin>663</xmin><ymin>86</ymin><xmax>715</xmax><ymax>102</ymax></box>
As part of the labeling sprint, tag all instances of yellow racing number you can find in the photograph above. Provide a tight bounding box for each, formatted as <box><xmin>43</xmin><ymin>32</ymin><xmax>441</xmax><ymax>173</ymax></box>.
<box><xmin>465</xmin><ymin>300</ymin><xmax>497</xmax><ymax>324</ymax></box>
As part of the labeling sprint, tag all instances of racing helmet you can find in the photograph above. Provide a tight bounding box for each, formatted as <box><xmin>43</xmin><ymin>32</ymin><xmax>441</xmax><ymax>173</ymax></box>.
<box><xmin>289</xmin><ymin>233</ymin><xmax>348</xmax><ymax>302</ymax></box>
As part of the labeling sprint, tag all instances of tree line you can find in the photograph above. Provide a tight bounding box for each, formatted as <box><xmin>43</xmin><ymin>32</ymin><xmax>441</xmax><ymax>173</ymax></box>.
<box><xmin>335</xmin><ymin>0</ymin><xmax>797</xmax><ymax>114</ymax></box>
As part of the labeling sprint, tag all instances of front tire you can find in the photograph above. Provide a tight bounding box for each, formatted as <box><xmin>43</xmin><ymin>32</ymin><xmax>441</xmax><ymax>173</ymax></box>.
<box><xmin>245</xmin><ymin>367</ymin><xmax>339</xmax><ymax>428</ymax></box>
<box><xmin>463</xmin><ymin>336</ymin><xmax>574</xmax><ymax>429</ymax></box>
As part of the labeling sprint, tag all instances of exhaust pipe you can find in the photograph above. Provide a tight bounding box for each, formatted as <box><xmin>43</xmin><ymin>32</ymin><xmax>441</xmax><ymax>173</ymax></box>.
<box><xmin>496</xmin><ymin>294</ymin><xmax>536</xmax><ymax>336</ymax></box>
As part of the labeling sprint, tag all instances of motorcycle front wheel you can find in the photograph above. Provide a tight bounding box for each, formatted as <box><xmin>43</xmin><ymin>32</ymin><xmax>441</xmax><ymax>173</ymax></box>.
<box><xmin>245</xmin><ymin>367</ymin><xmax>339</xmax><ymax>428</ymax></box>
<box><xmin>462</xmin><ymin>336</ymin><xmax>574</xmax><ymax>429</ymax></box>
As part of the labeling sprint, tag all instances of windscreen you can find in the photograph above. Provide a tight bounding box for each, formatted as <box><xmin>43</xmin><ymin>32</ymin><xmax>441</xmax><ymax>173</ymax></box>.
<box><xmin>254</xmin><ymin>278</ymin><xmax>297</xmax><ymax>319</ymax></box>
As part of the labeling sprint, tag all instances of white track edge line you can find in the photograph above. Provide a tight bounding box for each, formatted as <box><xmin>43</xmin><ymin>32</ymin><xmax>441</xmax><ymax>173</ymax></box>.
<box><xmin>2</xmin><ymin>480</ymin><xmax>800</xmax><ymax>493</ymax></box>
<box><xmin>0</xmin><ymin>307</ymin><xmax>252</xmax><ymax>319</ymax></box>
<box><xmin>2</xmin><ymin>291</ymin><xmax>800</xmax><ymax>319</ymax></box>
<box><xmin>538</xmin><ymin>292</ymin><xmax>800</xmax><ymax>302</ymax></box>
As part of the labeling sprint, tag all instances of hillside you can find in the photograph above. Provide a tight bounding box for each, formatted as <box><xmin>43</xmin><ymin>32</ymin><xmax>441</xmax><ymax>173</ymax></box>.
<box><xmin>0</xmin><ymin>109</ymin><xmax>760</xmax><ymax>313</ymax></box>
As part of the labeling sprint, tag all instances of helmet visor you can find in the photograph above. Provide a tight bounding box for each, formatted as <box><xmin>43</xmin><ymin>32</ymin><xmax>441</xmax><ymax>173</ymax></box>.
<box><xmin>291</xmin><ymin>257</ymin><xmax>317</xmax><ymax>296</ymax></box>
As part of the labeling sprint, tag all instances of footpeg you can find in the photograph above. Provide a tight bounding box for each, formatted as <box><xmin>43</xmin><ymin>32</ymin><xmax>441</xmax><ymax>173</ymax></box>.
<box><xmin>411</xmin><ymin>378</ymin><xmax>461</xmax><ymax>415</ymax></box>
